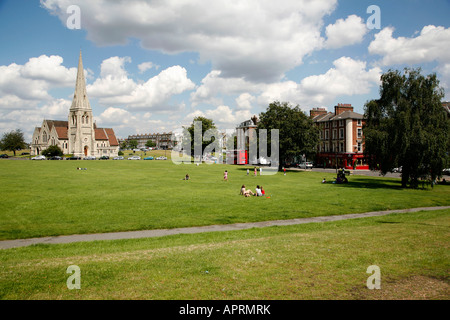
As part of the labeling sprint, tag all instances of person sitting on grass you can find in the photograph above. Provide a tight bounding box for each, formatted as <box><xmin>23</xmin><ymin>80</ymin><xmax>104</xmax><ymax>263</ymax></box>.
<box><xmin>322</xmin><ymin>178</ymin><xmax>326</xmax><ymax>183</ymax></box>
<box><xmin>182</xmin><ymin>174</ymin><xmax>190</xmax><ymax>180</ymax></box>
<box><xmin>240</xmin><ymin>185</ymin><xmax>255</xmax><ymax>197</ymax></box>
<box><xmin>256</xmin><ymin>185</ymin><xmax>262</xmax><ymax>197</ymax></box>
<box><xmin>261</xmin><ymin>186</ymin><xmax>265</xmax><ymax>196</ymax></box>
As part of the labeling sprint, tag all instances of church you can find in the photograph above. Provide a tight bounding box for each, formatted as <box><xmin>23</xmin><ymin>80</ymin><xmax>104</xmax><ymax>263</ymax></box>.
<box><xmin>31</xmin><ymin>52</ymin><xmax>119</xmax><ymax>158</ymax></box>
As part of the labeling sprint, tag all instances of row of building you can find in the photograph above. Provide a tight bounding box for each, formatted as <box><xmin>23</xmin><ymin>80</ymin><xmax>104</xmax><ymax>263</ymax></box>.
<box><xmin>29</xmin><ymin>50</ymin><xmax>367</xmax><ymax>168</ymax></box>
<box><xmin>30</xmin><ymin>51</ymin><xmax>447</xmax><ymax>169</ymax></box>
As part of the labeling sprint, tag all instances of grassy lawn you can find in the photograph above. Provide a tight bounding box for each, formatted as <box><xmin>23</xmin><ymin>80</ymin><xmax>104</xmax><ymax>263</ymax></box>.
<box><xmin>0</xmin><ymin>159</ymin><xmax>449</xmax><ymax>240</ymax></box>
<box><xmin>0</xmin><ymin>209</ymin><xmax>448</xmax><ymax>299</ymax></box>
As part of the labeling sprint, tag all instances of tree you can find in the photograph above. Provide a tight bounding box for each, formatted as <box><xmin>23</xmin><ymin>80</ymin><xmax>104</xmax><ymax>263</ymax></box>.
<box><xmin>257</xmin><ymin>101</ymin><xmax>320</xmax><ymax>171</ymax></box>
<box><xmin>41</xmin><ymin>145</ymin><xmax>63</xmax><ymax>157</ymax></box>
<box><xmin>145</xmin><ymin>140</ymin><xmax>156</xmax><ymax>148</ymax></box>
<box><xmin>128</xmin><ymin>139</ymin><xmax>138</xmax><ymax>150</ymax></box>
<box><xmin>0</xmin><ymin>129</ymin><xmax>27</xmax><ymax>156</ymax></box>
<box><xmin>185</xmin><ymin>116</ymin><xmax>217</xmax><ymax>158</ymax></box>
<box><xmin>363</xmin><ymin>68</ymin><xmax>449</xmax><ymax>188</ymax></box>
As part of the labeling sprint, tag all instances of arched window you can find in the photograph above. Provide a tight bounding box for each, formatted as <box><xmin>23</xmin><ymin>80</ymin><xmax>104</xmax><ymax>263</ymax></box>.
<box><xmin>43</xmin><ymin>131</ymin><xmax>48</xmax><ymax>143</ymax></box>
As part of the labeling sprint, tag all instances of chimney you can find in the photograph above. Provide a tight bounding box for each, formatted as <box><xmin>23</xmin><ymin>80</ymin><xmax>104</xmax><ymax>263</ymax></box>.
<box><xmin>310</xmin><ymin>107</ymin><xmax>328</xmax><ymax>118</ymax></box>
<box><xmin>334</xmin><ymin>103</ymin><xmax>353</xmax><ymax>115</ymax></box>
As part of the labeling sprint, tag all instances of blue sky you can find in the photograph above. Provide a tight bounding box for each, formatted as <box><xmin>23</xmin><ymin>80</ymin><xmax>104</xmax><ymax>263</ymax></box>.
<box><xmin>0</xmin><ymin>0</ymin><xmax>449</xmax><ymax>140</ymax></box>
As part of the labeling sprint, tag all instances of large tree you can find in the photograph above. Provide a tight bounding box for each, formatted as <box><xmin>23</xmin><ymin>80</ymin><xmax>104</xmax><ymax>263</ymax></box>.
<box><xmin>0</xmin><ymin>129</ymin><xmax>27</xmax><ymax>156</ymax></box>
<box><xmin>185</xmin><ymin>116</ymin><xmax>218</xmax><ymax>158</ymax></box>
<box><xmin>363</xmin><ymin>68</ymin><xmax>449</xmax><ymax>188</ymax></box>
<box><xmin>257</xmin><ymin>101</ymin><xmax>320</xmax><ymax>170</ymax></box>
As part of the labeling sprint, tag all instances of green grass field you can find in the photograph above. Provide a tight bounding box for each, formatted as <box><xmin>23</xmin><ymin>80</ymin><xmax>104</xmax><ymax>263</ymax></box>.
<box><xmin>0</xmin><ymin>209</ymin><xmax>448</xmax><ymax>299</ymax></box>
<box><xmin>0</xmin><ymin>158</ymin><xmax>449</xmax><ymax>240</ymax></box>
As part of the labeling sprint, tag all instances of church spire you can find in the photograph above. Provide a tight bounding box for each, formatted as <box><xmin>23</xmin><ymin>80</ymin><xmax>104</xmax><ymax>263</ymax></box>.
<box><xmin>70</xmin><ymin>50</ymin><xmax>91</xmax><ymax>111</ymax></box>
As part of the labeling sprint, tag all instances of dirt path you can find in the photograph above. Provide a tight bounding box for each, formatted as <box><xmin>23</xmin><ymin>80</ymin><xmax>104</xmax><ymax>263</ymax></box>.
<box><xmin>1</xmin><ymin>206</ymin><xmax>449</xmax><ymax>249</ymax></box>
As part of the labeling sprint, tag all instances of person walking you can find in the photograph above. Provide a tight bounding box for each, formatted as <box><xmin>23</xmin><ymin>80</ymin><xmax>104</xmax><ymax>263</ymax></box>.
<box><xmin>224</xmin><ymin>170</ymin><xmax>228</xmax><ymax>181</ymax></box>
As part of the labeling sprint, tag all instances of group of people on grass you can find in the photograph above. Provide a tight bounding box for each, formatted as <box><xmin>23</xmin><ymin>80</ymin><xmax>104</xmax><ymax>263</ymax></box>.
<box><xmin>240</xmin><ymin>184</ymin><xmax>265</xmax><ymax>197</ymax></box>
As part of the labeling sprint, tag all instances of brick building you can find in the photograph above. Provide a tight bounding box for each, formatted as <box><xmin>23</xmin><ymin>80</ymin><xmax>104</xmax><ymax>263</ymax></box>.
<box><xmin>310</xmin><ymin>104</ymin><xmax>368</xmax><ymax>170</ymax></box>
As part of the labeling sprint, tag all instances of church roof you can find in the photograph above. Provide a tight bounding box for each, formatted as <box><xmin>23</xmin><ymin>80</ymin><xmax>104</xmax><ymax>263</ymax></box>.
<box><xmin>104</xmin><ymin>128</ymin><xmax>119</xmax><ymax>146</ymax></box>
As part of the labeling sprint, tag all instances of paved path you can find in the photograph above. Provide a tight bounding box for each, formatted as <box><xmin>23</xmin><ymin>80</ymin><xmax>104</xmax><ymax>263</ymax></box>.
<box><xmin>1</xmin><ymin>206</ymin><xmax>449</xmax><ymax>250</ymax></box>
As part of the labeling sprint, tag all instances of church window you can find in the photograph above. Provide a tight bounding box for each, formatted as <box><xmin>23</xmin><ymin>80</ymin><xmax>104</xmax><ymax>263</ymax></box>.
<box><xmin>43</xmin><ymin>131</ymin><xmax>48</xmax><ymax>143</ymax></box>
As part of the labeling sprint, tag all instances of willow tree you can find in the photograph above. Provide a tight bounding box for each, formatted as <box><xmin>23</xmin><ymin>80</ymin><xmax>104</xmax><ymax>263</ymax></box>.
<box><xmin>364</xmin><ymin>68</ymin><xmax>449</xmax><ymax>188</ymax></box>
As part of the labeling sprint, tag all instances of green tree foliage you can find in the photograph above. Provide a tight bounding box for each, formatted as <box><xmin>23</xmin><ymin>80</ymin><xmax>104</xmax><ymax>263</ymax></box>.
<box><xmin>145</xmin><ymin>140</ymin><xmax>156</xmax><ymax>148</ymax></box>
<box><xmin>128</xmin><ymin>139</ymin><xmax>138</xmax><ymax>149</ymax></box>
<box><xmin>258</xmin><ymin>101</ymin><xmax>320</xmax><ymax>170</ymax></box>
<box><xmin>0</xmin><ymin>129</ymin><xmax>27</xmax><ymax>156</ymax></box>
<box><xmin>186</xmin><ymin>116</ymin><xmax>217</xmax><ymax>157</ymax></box>
<box><xmin>364</xmin><ymin>68</ymin><xmax>449</xmax><ymax>188</ymax></box>
<box><xmin>41</xmin><ymin>145</ymin><xmax>63</xmax><ymax>157</ymax></box>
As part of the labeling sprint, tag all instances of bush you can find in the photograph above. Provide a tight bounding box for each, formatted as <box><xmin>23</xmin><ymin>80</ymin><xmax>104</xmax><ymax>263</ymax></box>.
<box><xmin>41</xmin><ymin>145</ymin><xmax>63</xmax><ymax>157</ymax></box>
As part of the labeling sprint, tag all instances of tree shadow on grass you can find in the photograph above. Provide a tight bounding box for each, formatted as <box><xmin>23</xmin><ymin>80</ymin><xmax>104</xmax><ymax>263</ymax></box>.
<box><xmin>332</xmin><ymin>177</ymin><xmax>405</xmax><ymax>190</ymax></box>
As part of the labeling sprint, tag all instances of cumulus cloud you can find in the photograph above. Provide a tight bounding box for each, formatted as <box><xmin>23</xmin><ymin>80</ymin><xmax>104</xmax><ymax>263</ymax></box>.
<box><xmin>184</xmin><ymin>105</ymin><xmax>253</xmax><ymax>129</ymax></box>
<box><xmin>41</xmin><ymin>0</ymin><xmax>338</xmax><ymax>82</ymax></box>
<box><xmin>138</xmin><ymin>61</ymin><xmax>159</xmax><ymax>73</ymax></box>
<box><xmin>88</xmin><ymin>57</ymin><xmax>195</xmax><ymax>110</ymax></box>
<box><xmin>192</xmin><ymin>57</ymin><xmax>382</xmax><ymax>111</ymax></box>
<box><xmin>258</xmin><ymin>57</ymin><xmax>382</xmax><ymax>107</ymax></box>
<box><xmin>369</xmin><ymin>25</ymin><xmax>450</xmax><ymax>66</ymax></box>
<box><xmin>0</xmin><ymin>55</ymin><xmax>76</xmax><ymax>108</ymax></box>
<box><xmin>325</xmin><ymin>15</ymin><xmax>368</xmax><ymax>49</ymax></box>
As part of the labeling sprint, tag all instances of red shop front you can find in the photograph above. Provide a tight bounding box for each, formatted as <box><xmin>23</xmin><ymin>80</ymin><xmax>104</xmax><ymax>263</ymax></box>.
<box><xmin>316</xmin><ymin>153</ymin><xmax>369</xmax><ymax>170</ymax></box>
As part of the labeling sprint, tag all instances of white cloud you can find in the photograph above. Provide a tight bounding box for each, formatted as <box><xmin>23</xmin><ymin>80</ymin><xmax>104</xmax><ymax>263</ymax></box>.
<box><xmin>190</xmin><ymin>70</ymin><xmax>259</xmax><ymax>106</ymax></box>
<box><xmin>369</xmin><ymin>25</ymin><xmax>450</xmax><ymax>99</ymax></box>
<box><xmin>184</xmin><ymin>105</ymin><xmax>253</xmax><ymax>129</ymax></box>
<box><xmin>325</xmin><ymin>15</ymin><xmax>368</xmax><ymax>49</ymax></box>
<box><xmin>138</xmin><ymin>61</ymin><xmax>159</xmax><ymax>73</ymax></box>
<box><xmin>88</xmin><ymin>58</ymin><xmax>195</xmax><ymax>110</ymax></box>
<box><xmin>42</xmin><ymin>0</ymin><xmax>338</xmax><ymax>82</ymax></box>
<box><xmin>0</xmin><ymin>55</ymin><xmax>76</xmax><ymax>108</ymax></box>
<box><xmin>258</xmin><ymin>57</ymin><xmax>382</xmax><ymax>107</ymax></box>
<box><xmin>369</xmin><ymin>25</ymin><xmax>450</xmax><ymax>66</ymax></box>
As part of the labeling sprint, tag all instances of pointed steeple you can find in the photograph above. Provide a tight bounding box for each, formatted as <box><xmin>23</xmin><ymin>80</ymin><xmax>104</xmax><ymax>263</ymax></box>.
<box><xmin>70</xmin><ymin>50</ymin><xmax>91</xmax><ymax>110</ymax></box>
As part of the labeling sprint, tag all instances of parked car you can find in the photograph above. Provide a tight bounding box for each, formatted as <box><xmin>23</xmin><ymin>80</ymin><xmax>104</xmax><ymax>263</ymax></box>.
<box><xmin>49</xmin><ymin>156</ymin><xmax>63</xmax><ymax>160</ymax></box>
<box><xmin>0</xmin><ymin>154</ymin><xmax>8</xmax><ymax>158</ymax></box>
<box><xmin>128</xmin><ymin>156</ymin><xmax>141</xmax><ymax>160</ymax></box>
<box><xmin>99</xmin><ymin>156</ymin><xmax>110</xmax><ymax>160</ymax></box>
<box><xmin>442</xmin><ymin>168</ymin><xmax>450</xmax><ymax>176</ymax></box>
<box><xmin>155</xmin><ymin>156</ymin><xmax>167</xmax><ymax>160</ymax></box>
<box><xmin>144</xmin><ymin>156</ymin><xmax>154</xmax><ymax>160</ymax></box>
<box><xmin>392</xmin><ymin>166</ymin><xmax>402</xmax><ymax>173</ymax></box>
<box><xmin>32</xmin><ymin>155</ymin><xmax>46</xmax><ymax>160</ymax></box>
<box><xmin>298</xmin><ymin>162</ymin><xmax>313</xmax><ymax>169</ymax></box>
<box><xmin>113</xmin><ymin>156</ymin><xmax>124</xmax><ymax>160</ymax></box>
<box><xmin>84</xmin><ymin>156</ymin><xmax>96</xmax><ymax>160</ymax></box>
<box><xmin>67</xmin><ymin>156</ymin><xmax>82</xmax><ymax>160</ymax></box>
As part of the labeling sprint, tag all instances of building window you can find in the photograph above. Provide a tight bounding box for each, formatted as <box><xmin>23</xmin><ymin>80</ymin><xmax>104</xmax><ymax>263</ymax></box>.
<box><xmin>333</xmin><ymin>121</ymin><xmax>337</xmax><ymax>128</ymax></box>
<box><xmin>325</xmin><ymin>122</ymin><xmax>329</xmax><ymax>128</ymax></box>
<box><xmin>339</xmin><ymin>128</ymin><xmax>344</xmax><ymax>139</ymax></box>
<box><xmin>340</xmin><ymin>143</ymin><xmax>344</xmax><ymax>152</ymax></box>
<box><xmin>43</xmin><ymin>131</ymin><xmax>47</xmax><ymax>143</ymax></box>
<box><xmin>357</xmin><ymin>128</ymin><xmax>362</xmax><ymax>138</ymax></box>
<box><xmin>325</xmin><ymin>130</ymin><xmax>329</xmax><ymax>140</ymax></box>
<box><xmin>357</xmin><ymin>142</ymin><xmax>362</xmax><ymax>153</ymax></box>
<box><xmin>339</xmin><ymin>120</ymin><xmax>344</xmax><ymax>127</ymax></box>
<box><xmin>332</xmin><ymin>129</ymin><xmax>336</xmax><ymax>140</ymax></box>
<box><xmin>357</xmin><ymin>119</ymin><xmax>362</xmax><ymax>126</ymax></box>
